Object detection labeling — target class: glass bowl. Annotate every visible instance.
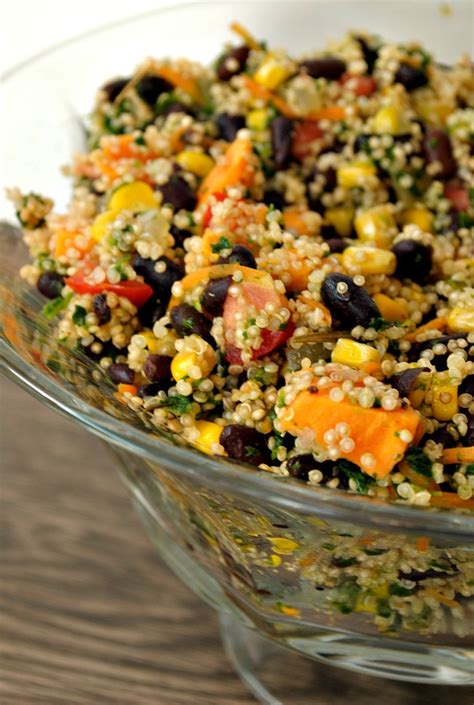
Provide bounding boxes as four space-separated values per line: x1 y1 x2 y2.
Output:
1 2 473 702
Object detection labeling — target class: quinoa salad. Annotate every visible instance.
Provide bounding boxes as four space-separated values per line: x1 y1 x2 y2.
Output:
9 23 474 512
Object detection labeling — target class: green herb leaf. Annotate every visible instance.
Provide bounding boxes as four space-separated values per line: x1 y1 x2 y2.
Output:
72 305 87 326
159 394 193 415
211 236 232 254
337 459 375 494
405 446 432 478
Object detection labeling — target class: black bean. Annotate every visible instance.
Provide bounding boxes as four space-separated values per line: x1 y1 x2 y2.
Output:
218 245 256 269
135 75 172 107
170 224 192 248
412 334 472 372
390 368 429 398
300 57 346 81
219 425 271 466
92 293 111 325
201 276 233 318
101 77 130 102
287 454 318 481
143 354 172 382
356 36 378 74
326 238 348 254
137 298 167 328
423 129 456 180
459 375 474 397
463 415 474 447
394 62 428 91
159 176 197 211
216 113 246 142
169 304 212 341
392 240 433 283
37 271 64 299
271 116 293 170
137 381 169 398
320 273 381 329
401 567 456 582
319 224 338 240
262 189 286 210
108 363 135 385
217 45 250 81
426 425 457 449
131 254 183 298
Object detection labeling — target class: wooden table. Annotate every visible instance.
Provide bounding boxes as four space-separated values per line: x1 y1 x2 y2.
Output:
2 377 473 704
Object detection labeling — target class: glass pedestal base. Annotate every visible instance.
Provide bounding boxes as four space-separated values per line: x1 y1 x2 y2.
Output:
220 614 473 705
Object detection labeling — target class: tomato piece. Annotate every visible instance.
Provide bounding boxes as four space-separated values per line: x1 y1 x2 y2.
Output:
291 121 324 160
66 271 153 307
222 272 294 364
340 73 377 97
444 182 469 212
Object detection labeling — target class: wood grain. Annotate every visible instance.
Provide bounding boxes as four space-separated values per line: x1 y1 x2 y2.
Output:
1 377 473 705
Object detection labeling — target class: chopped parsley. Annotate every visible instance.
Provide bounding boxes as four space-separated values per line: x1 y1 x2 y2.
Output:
405 446 432 477
389 582 415 597
211 236 232 254
466 464 474 476
370 317 400 332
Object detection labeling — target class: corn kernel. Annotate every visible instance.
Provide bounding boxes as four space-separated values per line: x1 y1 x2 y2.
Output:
192 420 226 456
408 370 432 410
254 54 291 89
354 205 397 248
171 344 216 381
141 329 163 354
246 109 270 131
331 338 381 369
337 161 378 189
372 105 403 135
91 209 120 242
108 181 158 211
447 307 474 333
431 372 459 421
175 151 215 177
400 206 433 233
342 246 397 276
373 293 408 321
325 207 355 238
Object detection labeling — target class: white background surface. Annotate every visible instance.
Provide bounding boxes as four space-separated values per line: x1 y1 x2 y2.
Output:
1 0 177 74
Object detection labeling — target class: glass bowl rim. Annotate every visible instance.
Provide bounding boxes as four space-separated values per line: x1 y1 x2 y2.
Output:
1 0 473 540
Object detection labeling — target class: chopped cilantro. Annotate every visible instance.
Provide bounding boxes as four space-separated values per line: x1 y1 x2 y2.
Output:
331 576 361 614
469 186 474 205
363 548 386 556
405 446 432 478
72 305 87 326
321 543 335 551
41 293 73 320
134 134 146 146
278 321 288 331
389 582 415 597
159 394 193 415
458 212 473 228
370 317 400 332
466 464 474 476
376 598 392 618
245 445 260 458
211 236 232 254
337 459 375 494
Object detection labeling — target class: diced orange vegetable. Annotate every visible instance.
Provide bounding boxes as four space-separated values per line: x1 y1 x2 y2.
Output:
198 137 255 205
297 296 332 326
280 386 422 479
415 536 430 552
101 134 156 162
304 106 346 122
54 229 93 259
405 316 447 342
156 65 203 104
282 207 312 236
440 446 474 465
117 383 137 395
242 76 295 118
429 493 474 510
